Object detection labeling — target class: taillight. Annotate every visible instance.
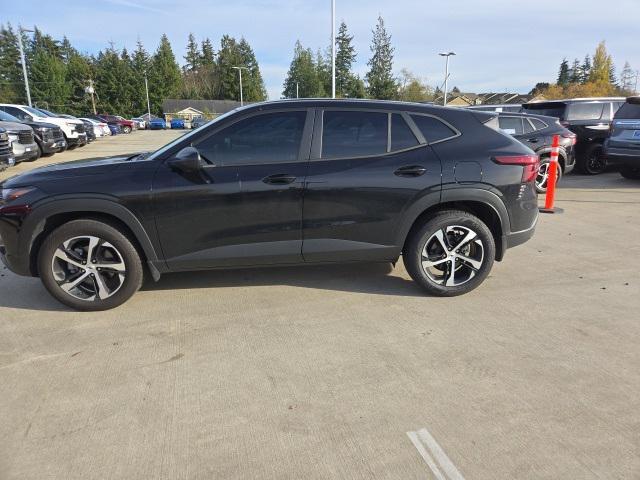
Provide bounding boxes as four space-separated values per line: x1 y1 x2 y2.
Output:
561 132 577 145
493 154 540 183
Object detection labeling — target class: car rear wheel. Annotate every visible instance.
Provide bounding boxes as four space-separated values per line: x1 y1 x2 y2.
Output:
535 157 562 194
579 144 607 174
123 126 132 134
38 219 143 311
403 210 496 297
620 166 640 180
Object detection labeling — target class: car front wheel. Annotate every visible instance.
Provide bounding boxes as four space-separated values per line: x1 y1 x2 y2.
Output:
38 219 143 311
403 210 496 297
123 126 132 134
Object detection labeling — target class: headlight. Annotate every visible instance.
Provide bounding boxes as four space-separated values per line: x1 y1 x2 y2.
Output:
66 122 76 128
1 187 37 202
36 126 52 133
8 134 18 144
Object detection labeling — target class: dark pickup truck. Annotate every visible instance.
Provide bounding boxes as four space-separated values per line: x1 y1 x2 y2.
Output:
0 128 15 170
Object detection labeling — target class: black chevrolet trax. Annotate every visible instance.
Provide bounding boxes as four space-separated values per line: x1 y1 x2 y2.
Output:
0 100 539 310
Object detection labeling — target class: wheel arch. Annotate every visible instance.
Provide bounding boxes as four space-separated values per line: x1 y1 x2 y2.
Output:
24 197 161 277
398 189 509 261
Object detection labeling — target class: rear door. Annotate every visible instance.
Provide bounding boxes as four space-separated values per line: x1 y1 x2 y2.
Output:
302 108 442 263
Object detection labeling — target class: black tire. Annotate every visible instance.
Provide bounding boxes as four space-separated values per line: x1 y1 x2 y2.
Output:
578 144 606 175
403 210 496 297
620 166 640 180
123 126 132 134
37 219 143 311
535 156 563 194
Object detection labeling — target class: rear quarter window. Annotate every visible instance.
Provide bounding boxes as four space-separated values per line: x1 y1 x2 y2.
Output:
529 118 548 131
614 103 640 119
409 114 457 143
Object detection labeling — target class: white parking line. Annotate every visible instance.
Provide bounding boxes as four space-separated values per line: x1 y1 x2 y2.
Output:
407 428 466 480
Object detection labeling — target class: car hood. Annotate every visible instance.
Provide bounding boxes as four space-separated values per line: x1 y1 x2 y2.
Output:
1 153 149 188
0 120 33 133
22 120 59 130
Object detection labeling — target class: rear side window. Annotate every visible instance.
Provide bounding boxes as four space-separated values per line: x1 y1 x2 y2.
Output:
409 114 456 143
391 113 419 151
614 103 640 119
322 110 388 159
566 103 605 121
498 116 524 135
529 118 548 131
523 119 534 134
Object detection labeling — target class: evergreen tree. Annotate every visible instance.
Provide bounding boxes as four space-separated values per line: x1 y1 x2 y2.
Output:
282 40 324 98
184 33 200 72
316 47 331 97
216 35 242 100
238 37 267 101
29 29 69 110
66 51 94 115
365 16 397 99
581 55 592 84
335 21 359 97
0 23 25 103
569 58 582 84
557 58 570 87
149 34 181 114
200 38 215 65
131 40 151 115
95 44 124 114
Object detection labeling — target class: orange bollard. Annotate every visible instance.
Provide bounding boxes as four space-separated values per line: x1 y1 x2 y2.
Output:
539 134 561 214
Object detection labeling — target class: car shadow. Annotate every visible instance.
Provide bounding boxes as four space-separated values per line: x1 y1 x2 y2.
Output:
141 262 427 298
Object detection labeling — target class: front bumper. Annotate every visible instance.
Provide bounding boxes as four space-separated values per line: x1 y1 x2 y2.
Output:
12 141 39 162
39 137 67 154
67 133 87 146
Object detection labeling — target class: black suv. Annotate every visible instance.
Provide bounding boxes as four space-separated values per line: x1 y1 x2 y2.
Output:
0 108 66 157
0 100 539 310
496 112 577 193
604 97 640 180
0 127 14 170
522 98 625 174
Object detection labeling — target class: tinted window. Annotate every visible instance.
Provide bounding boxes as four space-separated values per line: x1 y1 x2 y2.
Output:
566 103 605 121
523 119 534 134
391 113 419 151
322 110 388 158
498 116 524 135
2 106 31 121
0 110 20 122
522 103 566 119
614 102 640 119
195 111 306 166
529 118 548 131
410 114 456 143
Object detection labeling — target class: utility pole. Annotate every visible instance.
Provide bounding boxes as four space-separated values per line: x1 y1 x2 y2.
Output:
439 51 456 106
85 79 97 114
232 66 248 106
144 72 151 120
17 27 34 107
331 0 336 98
296 82 299 99
635 70 639 95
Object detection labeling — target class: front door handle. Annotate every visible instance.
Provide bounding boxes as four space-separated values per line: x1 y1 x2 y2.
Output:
394 165 426 177
263 173 297 185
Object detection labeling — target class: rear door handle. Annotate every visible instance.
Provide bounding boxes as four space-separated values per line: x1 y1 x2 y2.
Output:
262 173 297 185
527 137 539 143
394 165 426 177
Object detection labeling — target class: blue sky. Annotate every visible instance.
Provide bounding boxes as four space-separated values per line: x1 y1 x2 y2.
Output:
2 0 639 100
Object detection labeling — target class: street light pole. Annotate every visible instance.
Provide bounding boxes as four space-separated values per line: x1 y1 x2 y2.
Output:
232 66 248 106
331 0 336 98
17 27 34 107
296 82 299 99
439 51 456 106
144 72 151 120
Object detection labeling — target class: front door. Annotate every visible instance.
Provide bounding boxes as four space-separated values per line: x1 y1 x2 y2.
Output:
153 109 312 270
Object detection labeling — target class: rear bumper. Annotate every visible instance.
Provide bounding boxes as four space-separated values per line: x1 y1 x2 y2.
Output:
500 215 537 259
604 146 640 167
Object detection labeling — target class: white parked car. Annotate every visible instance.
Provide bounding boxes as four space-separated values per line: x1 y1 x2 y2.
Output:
131 117 146 129
79 118 110 137
0 104 87 149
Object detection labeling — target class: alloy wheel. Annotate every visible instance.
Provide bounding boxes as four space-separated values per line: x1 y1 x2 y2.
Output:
420 225 484 287
586 147 606 174
51 235 126 301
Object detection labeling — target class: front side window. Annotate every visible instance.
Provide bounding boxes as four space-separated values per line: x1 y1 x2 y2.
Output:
410 114 457 143
498 116 524 135
195 111 306 166
322 110 388 159
566 103 605 121
3 106 31 121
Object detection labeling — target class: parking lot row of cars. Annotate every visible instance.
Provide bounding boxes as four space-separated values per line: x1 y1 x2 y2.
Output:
468 96 640 181
0 104 156 171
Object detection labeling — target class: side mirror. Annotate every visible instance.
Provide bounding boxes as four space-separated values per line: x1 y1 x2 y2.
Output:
168 146 203 173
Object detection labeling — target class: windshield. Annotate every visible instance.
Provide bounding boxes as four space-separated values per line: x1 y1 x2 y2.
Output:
146 108 242 161
23 106 49 117
0 110 21 122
